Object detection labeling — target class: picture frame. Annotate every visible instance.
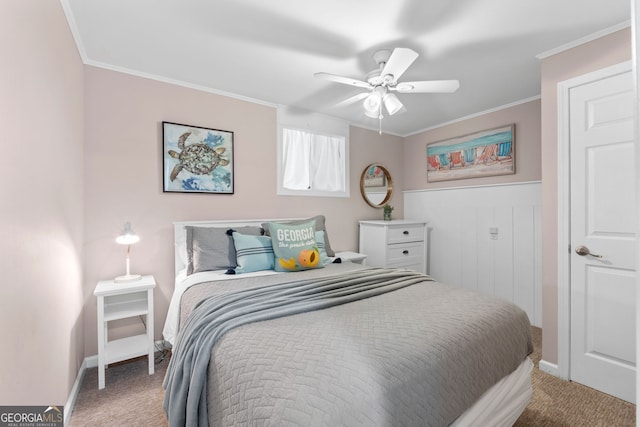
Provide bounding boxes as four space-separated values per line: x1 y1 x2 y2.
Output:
363 164 387 188
162 121 234 194
426 124 515 182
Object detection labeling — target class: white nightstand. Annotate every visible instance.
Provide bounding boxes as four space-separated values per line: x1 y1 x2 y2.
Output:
94 275 156 389
335 251 367 264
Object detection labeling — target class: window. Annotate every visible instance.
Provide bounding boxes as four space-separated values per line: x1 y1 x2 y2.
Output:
277 108 349 197
281 128 346 192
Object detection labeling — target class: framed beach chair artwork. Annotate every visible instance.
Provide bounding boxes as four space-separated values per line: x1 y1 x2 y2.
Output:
426 124 515 182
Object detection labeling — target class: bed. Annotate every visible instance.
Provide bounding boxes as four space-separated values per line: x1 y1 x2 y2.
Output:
162 218 533 427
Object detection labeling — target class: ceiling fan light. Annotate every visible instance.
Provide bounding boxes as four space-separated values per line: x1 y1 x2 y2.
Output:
363 92 381 113
364 109 380 119
383 93 403 116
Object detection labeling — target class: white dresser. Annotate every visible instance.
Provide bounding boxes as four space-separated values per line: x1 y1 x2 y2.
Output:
358 220 428 274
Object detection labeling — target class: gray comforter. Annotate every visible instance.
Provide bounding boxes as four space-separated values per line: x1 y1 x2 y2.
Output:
165 263 532 427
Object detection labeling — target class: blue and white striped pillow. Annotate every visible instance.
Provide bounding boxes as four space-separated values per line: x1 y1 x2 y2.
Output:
230 232 275 274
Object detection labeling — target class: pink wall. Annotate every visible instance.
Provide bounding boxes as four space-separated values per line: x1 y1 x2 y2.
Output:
403 99 541 190
540 28 631 364
0 2 84 406
5 2 629 407
82 66 405 356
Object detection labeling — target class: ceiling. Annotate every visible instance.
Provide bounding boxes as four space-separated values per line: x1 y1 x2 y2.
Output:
63 0 630 136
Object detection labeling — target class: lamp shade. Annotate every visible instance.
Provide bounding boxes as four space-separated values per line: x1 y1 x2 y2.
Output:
363 92 381 114
114 222 141 283
364 108 380 119
383 93 403 116
116 222 140 245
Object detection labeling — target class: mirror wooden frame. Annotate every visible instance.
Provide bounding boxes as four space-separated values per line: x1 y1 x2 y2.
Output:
360 163 393 208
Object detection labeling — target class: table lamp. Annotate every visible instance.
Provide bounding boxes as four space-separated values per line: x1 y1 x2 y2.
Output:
114 222 141 283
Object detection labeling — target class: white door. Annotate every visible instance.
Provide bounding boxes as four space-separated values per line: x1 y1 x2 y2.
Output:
569 66 636 403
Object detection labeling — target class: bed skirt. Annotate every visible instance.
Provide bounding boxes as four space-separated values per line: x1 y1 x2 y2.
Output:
451 357 533 427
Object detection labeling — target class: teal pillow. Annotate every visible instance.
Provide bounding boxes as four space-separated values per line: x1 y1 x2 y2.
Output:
231 232 275 274
267 221 324 272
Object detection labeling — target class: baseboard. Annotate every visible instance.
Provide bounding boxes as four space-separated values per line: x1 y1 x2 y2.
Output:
85 354 98 369
64 358 87 426
65 339 169 422
84 339 169 369
539 359 560 376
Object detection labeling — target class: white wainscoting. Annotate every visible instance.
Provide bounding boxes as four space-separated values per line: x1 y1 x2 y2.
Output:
404 181 542 327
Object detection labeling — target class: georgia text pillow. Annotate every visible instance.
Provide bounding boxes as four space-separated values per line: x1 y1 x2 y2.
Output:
267 221 323 272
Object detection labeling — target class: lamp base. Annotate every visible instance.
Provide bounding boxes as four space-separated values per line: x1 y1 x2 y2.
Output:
114 274 141 283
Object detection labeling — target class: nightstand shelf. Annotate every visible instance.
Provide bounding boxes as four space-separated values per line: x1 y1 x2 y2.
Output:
104 334 149 364
94 275 156 389
103 293 149 321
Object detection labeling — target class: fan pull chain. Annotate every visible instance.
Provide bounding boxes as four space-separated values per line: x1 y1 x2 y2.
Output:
378 104 383 135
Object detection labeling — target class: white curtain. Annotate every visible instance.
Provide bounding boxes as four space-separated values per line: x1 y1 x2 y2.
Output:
282 128 312 190
282 128 345 192
310 134 344 191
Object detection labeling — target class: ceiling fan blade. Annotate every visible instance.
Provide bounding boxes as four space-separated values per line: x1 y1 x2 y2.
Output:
334 92 370 108
381 48 419 81
394 80 460 93
314 72 371 89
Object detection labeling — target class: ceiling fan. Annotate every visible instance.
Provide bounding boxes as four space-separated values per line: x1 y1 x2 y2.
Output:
314 48 460 132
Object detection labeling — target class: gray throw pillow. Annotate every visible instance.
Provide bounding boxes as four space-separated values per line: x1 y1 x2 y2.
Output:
186 226 263 275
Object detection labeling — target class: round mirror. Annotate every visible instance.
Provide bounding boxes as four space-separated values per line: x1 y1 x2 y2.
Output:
360 164 393 208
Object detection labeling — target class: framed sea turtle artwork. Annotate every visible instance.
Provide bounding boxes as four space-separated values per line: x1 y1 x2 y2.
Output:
162 122 234 194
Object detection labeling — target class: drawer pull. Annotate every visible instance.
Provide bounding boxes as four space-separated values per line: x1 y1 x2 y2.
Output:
402 250 409 255
403 230 409 235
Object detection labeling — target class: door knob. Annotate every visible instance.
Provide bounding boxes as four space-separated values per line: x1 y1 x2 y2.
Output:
575 245 603 258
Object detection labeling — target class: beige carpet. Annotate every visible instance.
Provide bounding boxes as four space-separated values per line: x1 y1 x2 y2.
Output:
514 327 635 427
68 354 169 427
69 327 635 426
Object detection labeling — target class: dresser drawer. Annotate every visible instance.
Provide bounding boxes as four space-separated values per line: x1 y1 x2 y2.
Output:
387 260 424 272
387 225 425 244
387 242 424 264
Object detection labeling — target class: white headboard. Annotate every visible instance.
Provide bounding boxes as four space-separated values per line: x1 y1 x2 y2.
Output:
173 218 304 275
